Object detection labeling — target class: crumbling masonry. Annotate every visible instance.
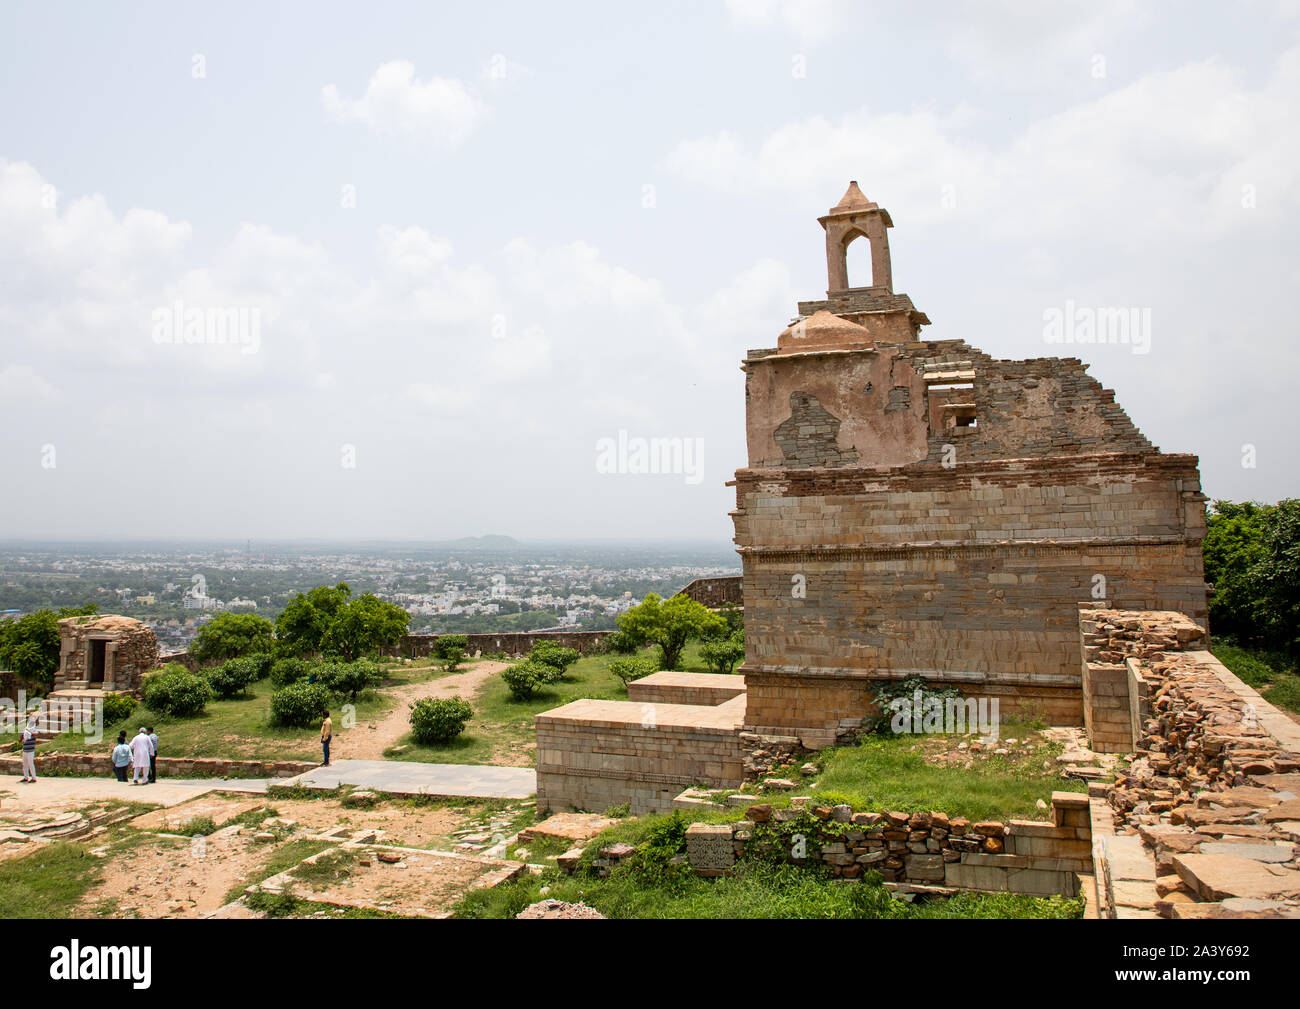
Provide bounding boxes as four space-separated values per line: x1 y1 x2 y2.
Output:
536 184 1208 815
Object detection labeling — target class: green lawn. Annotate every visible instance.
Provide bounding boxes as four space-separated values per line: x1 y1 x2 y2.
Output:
0 842 104 917
384 644 711 766
1211 640 1300 715
797 725 1085 821
38 659 462 763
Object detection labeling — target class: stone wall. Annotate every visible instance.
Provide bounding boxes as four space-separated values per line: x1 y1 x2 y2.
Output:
684 791 1092 896
675 575 743 609
736 453 1206 738
56 615 159 693
398 630 611 659
536 693 748 815
0 753 314 779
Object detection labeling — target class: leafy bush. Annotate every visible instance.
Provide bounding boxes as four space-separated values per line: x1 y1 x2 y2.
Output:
869 674 963 734
409 696 474 745
699 630 745 675
609 657 658 686
604 628 640 654
205 657 262 699
501 662 549 700
433 634 469 660
316 659 383 701
270 656 311 688
529 641 579 676
245 652 275 680
142 666 213 718
440 646 466 672
269 681 333 728
617 593 727 670
101 692 136 725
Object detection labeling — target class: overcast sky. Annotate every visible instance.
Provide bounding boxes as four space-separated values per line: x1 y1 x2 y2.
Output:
1 1 1296 543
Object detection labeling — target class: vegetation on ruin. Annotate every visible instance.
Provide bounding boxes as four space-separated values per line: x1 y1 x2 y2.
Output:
798 725 1084 821
453 811 1084 920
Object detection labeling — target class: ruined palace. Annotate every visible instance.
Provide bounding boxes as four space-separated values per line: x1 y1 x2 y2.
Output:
535 184 1208 814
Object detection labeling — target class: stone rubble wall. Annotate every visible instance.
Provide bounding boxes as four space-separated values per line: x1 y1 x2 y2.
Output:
682 792 1092 897
1092 608 1300 918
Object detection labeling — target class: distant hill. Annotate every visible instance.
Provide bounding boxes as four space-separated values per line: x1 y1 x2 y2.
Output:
438 535 520 550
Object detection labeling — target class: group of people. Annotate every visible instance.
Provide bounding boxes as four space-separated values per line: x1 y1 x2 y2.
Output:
110 727 157 784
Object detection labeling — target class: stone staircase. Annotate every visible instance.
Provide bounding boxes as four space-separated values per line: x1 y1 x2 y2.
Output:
27 689 109 741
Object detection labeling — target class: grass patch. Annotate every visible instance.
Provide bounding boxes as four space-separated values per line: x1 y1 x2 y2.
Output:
0 842 103 918
1212 639 1300 715
224 838 331 904
804 728 1083 821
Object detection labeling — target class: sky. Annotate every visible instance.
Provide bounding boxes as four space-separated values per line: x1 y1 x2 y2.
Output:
0 1 1296 543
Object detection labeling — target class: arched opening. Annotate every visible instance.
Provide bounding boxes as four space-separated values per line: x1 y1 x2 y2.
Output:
843 231 874 289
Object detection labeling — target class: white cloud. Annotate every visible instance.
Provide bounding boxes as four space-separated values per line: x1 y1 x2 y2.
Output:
321 61 485 145
0 364 61 408
724 0 841 46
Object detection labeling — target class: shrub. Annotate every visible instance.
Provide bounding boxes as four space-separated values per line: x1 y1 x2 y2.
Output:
270 657 310 688
189 612 275 663
699 630 745 675
317 659 383 701
609 657 658 686
440 646 466 672
529 642 579 676
101 692 136 725
501 662 548 700
409 696 474 745
433 634 469 660
245 652 275 680
604 629 639 654
205 657 261 699
142 667 213 718
870 674 963 734
269 681 333 728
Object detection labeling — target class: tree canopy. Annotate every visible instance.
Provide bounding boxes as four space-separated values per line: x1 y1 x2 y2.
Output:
189 611 275 663
617 592 727 670
1203 499 1300 656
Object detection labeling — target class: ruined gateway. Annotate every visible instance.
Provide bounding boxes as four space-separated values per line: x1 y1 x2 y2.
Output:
535 184 1208 815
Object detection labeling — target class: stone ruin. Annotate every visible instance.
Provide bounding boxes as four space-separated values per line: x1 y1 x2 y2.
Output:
54 614 158 694
535 183 1209 817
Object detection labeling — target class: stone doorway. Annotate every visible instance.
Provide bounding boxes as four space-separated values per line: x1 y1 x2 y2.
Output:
89 639 107 684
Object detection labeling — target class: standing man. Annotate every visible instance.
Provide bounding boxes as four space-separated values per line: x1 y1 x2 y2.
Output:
146 726 158 783
19 716 38 783
320 709 332 767
111 732 131 782
129 727 151 785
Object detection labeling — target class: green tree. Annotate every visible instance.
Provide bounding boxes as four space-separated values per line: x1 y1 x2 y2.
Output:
617 593 726 671
0 604 98 688
190 612 275 664
1203 501 1268 641
274 583 352 656
320 594 410 662
1255 499 1300 655
699 630 745 675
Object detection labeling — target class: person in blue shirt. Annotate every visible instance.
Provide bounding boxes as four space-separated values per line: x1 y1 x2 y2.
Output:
111 731 131 782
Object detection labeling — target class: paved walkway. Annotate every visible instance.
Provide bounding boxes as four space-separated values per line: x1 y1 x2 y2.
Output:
2 759 535 809
278 759 536 799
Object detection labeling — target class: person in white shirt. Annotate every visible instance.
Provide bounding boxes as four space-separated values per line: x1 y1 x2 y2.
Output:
129 728 151 785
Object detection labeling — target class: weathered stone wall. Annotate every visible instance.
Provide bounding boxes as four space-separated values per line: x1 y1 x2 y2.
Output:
675 575 743 609
536 694 748 815
736 455 1206 737
626 671 745 707
684 792 1092 896
56 615 159 693
0 753 313 779
398 629 611 659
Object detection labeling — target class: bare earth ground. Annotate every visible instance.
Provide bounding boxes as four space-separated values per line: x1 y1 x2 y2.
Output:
340 661 509 760
63 791 520 918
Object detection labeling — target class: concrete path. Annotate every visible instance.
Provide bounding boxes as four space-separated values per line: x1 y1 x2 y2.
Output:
278 759 536 799
0 775 270 810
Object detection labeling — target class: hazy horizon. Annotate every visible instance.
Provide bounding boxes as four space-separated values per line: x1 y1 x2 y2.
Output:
2 1 1296 541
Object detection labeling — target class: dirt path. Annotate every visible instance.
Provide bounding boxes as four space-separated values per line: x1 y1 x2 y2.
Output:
339 661 508 760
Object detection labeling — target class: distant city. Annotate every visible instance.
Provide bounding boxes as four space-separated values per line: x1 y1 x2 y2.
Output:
0 539 741 653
